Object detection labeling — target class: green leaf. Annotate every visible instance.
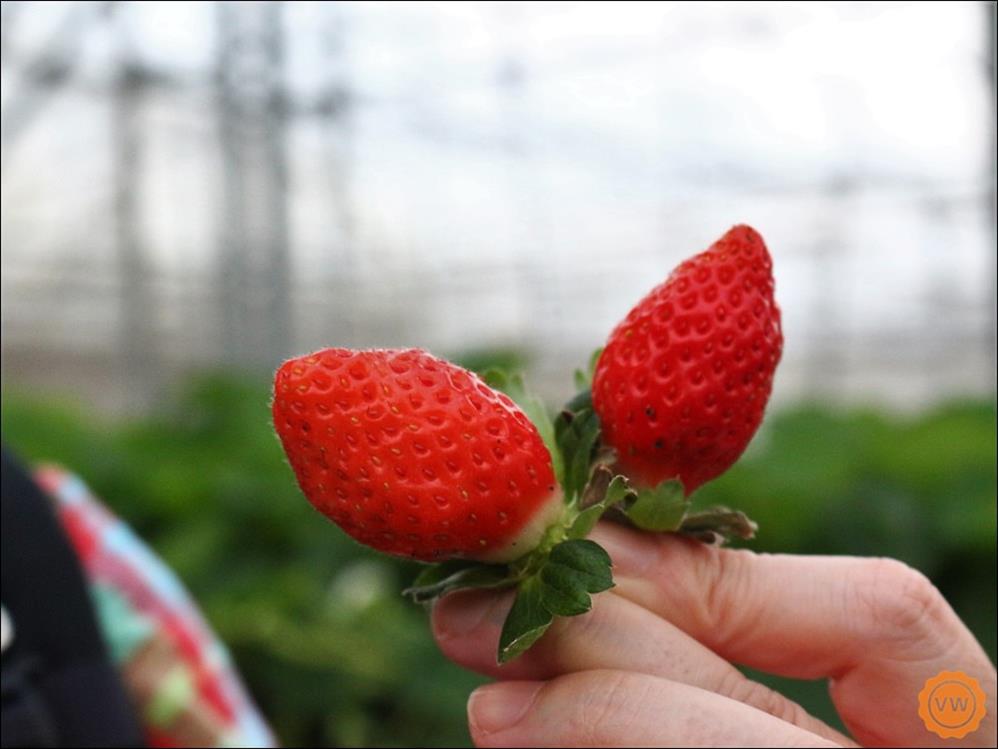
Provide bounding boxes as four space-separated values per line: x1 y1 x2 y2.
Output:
497 540 615 661
563 386 593 414
498 576 553 663
625 479 689 531
587 347 604 380
568 472 633 539
571 348 603 391
484 369 564 489
546 539 614 594
538 564 592 616
409 547 630 655
403 560 513 604
554 407 601 503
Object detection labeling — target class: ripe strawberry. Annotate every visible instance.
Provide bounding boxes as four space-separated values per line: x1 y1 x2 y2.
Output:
272 348 563 562
592 224 782 494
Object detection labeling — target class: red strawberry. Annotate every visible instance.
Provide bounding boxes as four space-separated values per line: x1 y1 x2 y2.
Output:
272 348 563 562
592 224 782 494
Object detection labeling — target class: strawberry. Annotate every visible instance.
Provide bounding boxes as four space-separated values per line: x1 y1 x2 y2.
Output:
591 224 782 495
274 348 625 663
273 224 779 663
272 348 564 562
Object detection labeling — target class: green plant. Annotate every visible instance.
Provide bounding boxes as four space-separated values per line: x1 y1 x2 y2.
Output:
2 379 994 746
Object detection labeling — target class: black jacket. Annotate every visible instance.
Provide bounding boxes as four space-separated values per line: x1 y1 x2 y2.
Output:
1 447 144 747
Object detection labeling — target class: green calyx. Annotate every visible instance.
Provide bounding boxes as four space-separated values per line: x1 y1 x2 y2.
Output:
496 539 613 662
403 355 757 664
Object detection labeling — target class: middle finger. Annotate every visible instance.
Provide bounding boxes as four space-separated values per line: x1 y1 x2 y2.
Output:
433 588 853 746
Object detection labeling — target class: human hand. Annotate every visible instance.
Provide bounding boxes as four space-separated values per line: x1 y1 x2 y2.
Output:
432 522 997 747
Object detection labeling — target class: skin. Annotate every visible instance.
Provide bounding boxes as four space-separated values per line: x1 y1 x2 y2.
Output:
432 522 998 748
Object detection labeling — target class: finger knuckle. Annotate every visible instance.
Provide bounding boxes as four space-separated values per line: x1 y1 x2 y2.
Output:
700 547 753 647
853 557 946 641
728 676 809 728
566 671 649 747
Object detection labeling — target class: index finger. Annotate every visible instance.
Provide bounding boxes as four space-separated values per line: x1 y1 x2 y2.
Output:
590 522 997 748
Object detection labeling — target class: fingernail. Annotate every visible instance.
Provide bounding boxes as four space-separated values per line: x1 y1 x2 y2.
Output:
468 682 542 736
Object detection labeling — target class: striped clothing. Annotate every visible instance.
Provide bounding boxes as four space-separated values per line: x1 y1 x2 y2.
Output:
34 466 275 748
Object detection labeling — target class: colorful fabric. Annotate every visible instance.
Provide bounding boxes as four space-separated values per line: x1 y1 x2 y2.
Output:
34 465 276 748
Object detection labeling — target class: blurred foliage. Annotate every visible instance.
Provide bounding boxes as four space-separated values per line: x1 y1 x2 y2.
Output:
451 347 530 377
1 376 995 746
1 375 484 747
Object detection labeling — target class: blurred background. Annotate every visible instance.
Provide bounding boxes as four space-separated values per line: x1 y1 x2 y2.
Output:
1 1 995 746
